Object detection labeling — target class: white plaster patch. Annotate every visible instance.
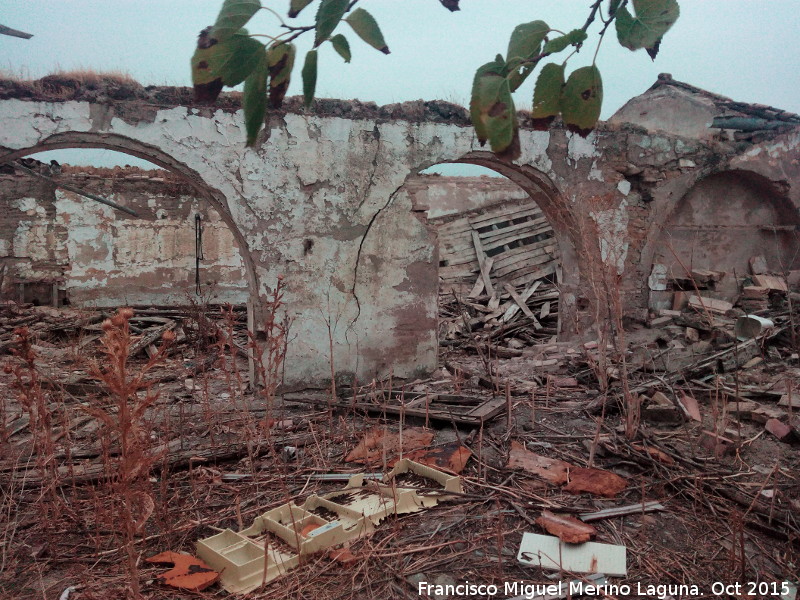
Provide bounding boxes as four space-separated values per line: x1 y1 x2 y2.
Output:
617 179 631 196
648 264 668 291
14 197 39 213
518 130 553 174
590 198 629 274
567 131 599 164
588 160 604 181
0 100 92 148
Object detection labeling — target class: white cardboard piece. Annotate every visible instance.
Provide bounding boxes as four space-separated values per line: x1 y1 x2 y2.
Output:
517 532 627 577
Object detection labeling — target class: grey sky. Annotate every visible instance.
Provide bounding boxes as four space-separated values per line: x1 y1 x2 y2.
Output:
2 0 800 170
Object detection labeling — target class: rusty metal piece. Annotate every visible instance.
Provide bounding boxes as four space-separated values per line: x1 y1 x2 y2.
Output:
146 551 219 591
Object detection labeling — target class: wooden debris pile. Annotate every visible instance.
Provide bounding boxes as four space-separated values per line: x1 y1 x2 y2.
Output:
430 195 561 352
440 278 559 354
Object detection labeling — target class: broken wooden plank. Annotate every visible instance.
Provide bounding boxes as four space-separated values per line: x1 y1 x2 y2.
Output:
503 283 542 330
471 231 494 297
502 280 541 322
688 295 733 315
467 275 485 299
580 501 666 522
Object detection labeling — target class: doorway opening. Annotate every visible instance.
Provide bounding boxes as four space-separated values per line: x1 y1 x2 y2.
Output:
409 163 562 358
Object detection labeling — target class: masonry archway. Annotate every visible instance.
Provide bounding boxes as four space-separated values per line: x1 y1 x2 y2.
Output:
417 152 582 339
387 153 580 351
649 169 800 306
410 165 562 345
0 133 260 309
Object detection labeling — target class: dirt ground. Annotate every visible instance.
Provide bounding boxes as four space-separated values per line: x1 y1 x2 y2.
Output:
1 302 799 600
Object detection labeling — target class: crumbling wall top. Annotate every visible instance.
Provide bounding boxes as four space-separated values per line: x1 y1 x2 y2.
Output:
0 73 471 125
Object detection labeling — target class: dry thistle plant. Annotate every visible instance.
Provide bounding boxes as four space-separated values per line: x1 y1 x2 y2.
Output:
250 276 291 435
575 194 640 438
5 327 63 520
83 307 174 599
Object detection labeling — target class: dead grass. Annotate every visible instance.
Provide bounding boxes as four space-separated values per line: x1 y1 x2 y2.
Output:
0 68 143 103
0 68 138 86
1 298 800 599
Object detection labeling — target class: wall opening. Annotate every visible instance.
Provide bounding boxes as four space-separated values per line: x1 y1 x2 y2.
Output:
409 163 562 353
0 147 249 308
650 169 800 308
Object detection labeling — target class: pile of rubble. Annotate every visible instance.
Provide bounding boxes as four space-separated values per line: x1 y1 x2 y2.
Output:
626 254 800 447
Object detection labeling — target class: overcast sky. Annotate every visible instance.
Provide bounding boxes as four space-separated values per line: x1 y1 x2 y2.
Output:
2 0 799 169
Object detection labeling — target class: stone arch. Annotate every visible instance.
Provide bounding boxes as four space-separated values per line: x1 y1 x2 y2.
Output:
0 132 261 305
649 168 800 304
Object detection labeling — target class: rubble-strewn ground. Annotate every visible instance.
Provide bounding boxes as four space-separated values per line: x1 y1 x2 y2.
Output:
1 300 799 600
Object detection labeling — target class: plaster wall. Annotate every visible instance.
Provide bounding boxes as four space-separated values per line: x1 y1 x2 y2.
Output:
0 173 247 305
610 85 721 141
1 84 798 387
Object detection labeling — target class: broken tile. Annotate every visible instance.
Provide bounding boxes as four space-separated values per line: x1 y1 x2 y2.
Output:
146 551 219 592
677 392 702 421
506 441 571 485
750 405 788 424
345 427 434 465
402 442 472 474
535 510 597 543
699 430 738 456
765 419 794 442
778 394 800 409
517 532 627 576
691 269 724 285
563 467 627 498
742 285 769 298
725 400 759 419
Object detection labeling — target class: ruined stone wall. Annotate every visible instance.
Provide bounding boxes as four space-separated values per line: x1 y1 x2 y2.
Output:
2 79 799 386
0 171 247 306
